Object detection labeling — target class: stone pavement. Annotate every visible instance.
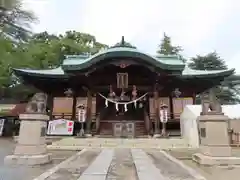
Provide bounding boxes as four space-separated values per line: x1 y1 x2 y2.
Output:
34 148 206 180
0 138 75 180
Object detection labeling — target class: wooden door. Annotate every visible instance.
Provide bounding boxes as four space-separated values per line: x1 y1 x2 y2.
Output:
125 122 135 138
113 122 135 138
113 123 122 137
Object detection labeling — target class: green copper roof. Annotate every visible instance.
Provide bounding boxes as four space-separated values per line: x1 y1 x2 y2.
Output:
13 67 68 78
12 65 235 79
182 66 235 78
11 40 235 79
61 46 185 71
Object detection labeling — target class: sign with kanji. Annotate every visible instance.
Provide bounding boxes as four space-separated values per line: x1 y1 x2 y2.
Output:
47 119 74 135
117 73 128 88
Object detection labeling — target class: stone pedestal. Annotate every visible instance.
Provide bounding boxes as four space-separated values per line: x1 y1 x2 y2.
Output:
85 133 92 137
5 114 52 165
192 114 240 165
153 133 161 138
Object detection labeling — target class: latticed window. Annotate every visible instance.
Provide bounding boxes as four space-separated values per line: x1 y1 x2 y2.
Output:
117 73 128 88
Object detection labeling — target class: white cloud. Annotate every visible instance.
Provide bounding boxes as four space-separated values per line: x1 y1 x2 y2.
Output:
22 0 240 73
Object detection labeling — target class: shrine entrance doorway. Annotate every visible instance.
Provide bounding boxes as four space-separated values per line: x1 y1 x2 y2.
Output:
113 122 135 138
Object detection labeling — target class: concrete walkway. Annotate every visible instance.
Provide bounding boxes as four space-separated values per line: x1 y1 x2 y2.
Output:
34 148 206 180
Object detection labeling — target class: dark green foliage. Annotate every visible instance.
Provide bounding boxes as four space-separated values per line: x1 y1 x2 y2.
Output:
189 52 240 104
157 33 183 56
0 0 36 41
0 30 108 100
188 52 227 70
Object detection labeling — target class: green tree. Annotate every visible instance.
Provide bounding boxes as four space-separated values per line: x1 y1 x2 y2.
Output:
0 31 109 100
157 32 183 56
60 31 108 55
189 52 240 104
0 0 36 41
21 31 109 69
188 52 227 70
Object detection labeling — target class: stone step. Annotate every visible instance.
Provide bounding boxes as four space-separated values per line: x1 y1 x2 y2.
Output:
49 138 190 150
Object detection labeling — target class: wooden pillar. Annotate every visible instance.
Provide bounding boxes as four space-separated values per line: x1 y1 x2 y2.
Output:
86 90 92 134
71 93 77 120
192 92 196 104
47 93 53 120
153 84 160 136
169 95 174 120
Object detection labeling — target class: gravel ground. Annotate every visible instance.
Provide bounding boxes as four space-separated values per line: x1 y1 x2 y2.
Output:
0 138 76 180
167 147 240 180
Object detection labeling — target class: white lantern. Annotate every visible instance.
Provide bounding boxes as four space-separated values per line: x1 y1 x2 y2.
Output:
159 104 168 123
78 104 86 122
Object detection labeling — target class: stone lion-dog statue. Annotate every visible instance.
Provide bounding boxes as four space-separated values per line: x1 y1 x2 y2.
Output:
200 88 222 115
25 93 48 114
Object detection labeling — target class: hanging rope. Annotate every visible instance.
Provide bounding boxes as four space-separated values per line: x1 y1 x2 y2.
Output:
98 93 148 106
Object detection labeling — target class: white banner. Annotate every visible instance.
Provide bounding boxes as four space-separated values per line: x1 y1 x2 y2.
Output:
47 119 74 135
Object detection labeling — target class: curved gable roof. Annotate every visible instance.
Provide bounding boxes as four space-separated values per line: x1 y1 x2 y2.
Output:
11 44 235 80
61 47 186 71
12 65 235 79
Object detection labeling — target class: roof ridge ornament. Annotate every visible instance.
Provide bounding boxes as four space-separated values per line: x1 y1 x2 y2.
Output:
121 36 125 46
111 36 136 49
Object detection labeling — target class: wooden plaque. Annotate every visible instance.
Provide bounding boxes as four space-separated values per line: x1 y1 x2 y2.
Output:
53 97 73 114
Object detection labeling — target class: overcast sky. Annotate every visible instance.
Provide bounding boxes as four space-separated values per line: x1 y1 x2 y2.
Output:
23 0 240 73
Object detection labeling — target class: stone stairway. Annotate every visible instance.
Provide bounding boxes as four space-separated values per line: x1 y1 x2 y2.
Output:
48 137 191 150
135 121 147 137
99 122 113 136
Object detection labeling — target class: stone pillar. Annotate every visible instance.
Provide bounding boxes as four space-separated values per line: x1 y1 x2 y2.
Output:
192 89 240 165
5 114 51 165
85 90 92 136
153 84 160 138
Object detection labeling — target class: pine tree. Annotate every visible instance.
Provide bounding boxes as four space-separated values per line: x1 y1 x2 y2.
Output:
189 52 240 104
188 52 227 70
157 33 183 56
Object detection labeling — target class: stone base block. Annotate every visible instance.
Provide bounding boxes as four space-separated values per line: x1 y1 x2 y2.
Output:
85 134 92 137
200 145 232 157
153 134 161 138
4 153 52 166
192 153 240 166
14 144 47 155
